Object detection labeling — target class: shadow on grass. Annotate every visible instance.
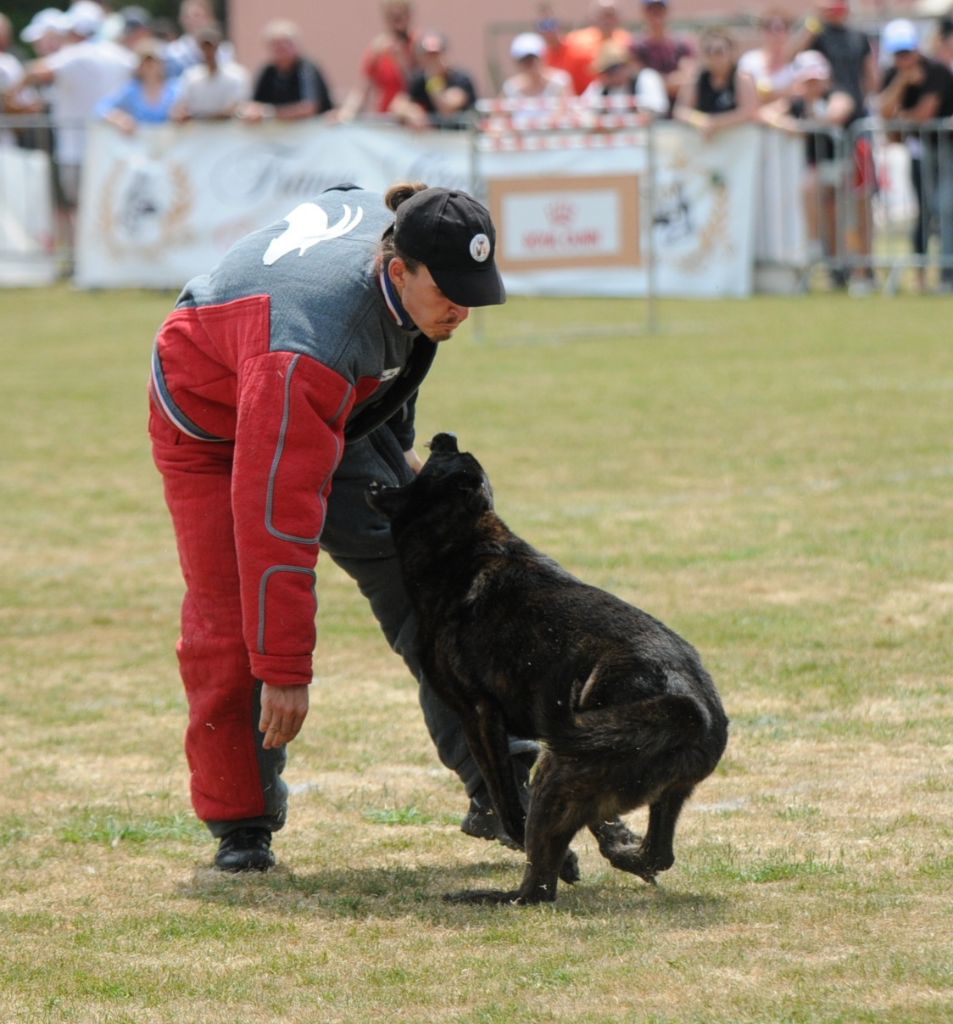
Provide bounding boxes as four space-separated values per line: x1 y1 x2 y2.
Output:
176 859 726 928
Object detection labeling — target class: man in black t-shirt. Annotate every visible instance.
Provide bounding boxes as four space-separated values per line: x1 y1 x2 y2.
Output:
879 18 953 290
798 2 875 121
396 31 477 129
241 19 334 122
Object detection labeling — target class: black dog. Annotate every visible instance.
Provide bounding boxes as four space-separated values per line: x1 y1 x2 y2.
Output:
367 434 729 904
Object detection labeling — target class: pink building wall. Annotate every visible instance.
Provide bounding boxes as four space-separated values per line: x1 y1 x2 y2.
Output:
228 1 921 101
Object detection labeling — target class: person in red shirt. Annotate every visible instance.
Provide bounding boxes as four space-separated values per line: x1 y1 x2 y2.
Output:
337 0 418 121
537 9 574 83
562 0 633 95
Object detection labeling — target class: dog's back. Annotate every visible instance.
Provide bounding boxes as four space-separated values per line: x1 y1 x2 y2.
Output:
451 527 727 769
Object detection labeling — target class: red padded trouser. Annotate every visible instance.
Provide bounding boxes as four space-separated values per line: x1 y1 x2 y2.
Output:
149 401 284 829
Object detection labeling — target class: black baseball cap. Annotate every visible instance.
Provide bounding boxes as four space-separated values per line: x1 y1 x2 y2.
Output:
393 188 505 307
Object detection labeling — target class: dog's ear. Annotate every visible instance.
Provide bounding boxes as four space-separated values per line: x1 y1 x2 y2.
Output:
428 432 459 455
365 481 408 517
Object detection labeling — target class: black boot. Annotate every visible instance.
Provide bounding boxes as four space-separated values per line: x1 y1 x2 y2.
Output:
213 827 275 872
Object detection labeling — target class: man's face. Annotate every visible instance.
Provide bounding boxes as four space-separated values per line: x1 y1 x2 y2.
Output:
893 49 918 72
180 0 211 34
419 46 444 74
389 260 470 342
594 2 620 32
384 2 411 36
702 36 733 71
35 29 63 56
200 39 218 68
269 36 297 70
644 2 667 25
820 2 849 26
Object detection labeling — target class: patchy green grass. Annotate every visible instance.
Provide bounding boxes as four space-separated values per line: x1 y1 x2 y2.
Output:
1 286 951 1023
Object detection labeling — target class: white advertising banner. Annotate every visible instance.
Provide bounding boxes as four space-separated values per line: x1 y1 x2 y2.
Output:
75 121 472 289
75 120 762 296
480 124 761 298
0 146 58 287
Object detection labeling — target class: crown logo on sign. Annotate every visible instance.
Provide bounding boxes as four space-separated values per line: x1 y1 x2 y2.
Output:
547 202 574 226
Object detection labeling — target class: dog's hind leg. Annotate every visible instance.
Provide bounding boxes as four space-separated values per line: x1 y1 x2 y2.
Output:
597 786 693 884
591 817 642 866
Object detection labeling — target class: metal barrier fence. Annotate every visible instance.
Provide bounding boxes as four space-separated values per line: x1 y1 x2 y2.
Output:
757 115 953 295
848 117 953 294
0 115 69 283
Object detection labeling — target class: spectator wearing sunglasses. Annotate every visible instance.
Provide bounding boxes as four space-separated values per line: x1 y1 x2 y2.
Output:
738 8 798 104
673 28 756 139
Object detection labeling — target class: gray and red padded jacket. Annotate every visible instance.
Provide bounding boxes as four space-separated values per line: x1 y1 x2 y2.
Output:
150 186 435 687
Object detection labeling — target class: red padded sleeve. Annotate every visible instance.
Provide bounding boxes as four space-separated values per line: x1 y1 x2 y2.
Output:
232 351 356 685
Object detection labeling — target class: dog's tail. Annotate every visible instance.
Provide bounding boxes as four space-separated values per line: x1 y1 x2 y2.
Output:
545 693 708 761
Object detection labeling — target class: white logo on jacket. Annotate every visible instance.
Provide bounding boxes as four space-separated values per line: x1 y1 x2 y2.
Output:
262 203 365 266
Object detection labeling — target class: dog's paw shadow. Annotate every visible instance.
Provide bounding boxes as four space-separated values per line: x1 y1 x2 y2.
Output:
566 878 726 925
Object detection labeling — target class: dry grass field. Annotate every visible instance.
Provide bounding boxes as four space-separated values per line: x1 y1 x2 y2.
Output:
1 287 951 1023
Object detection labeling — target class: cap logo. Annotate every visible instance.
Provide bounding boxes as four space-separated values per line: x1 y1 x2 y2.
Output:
470 233 491 263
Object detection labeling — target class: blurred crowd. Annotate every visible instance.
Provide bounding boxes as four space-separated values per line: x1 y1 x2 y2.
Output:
2 0 953 289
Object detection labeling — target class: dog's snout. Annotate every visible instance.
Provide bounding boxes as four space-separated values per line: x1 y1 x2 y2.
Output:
428 432 460 454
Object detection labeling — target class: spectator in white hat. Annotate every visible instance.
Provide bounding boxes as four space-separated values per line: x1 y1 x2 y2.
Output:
759 50 857 277
3 9 69 131
19 7 69 56
501 32 571 101
878 18 953 291
789 2 878 293
65 1 107 41
20 1 135 210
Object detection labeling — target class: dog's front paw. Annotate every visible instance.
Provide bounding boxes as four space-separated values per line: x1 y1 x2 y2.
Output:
559 847 580 885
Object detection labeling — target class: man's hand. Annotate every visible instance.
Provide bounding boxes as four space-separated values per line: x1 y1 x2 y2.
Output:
259 682 309 749
404 448 424 474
